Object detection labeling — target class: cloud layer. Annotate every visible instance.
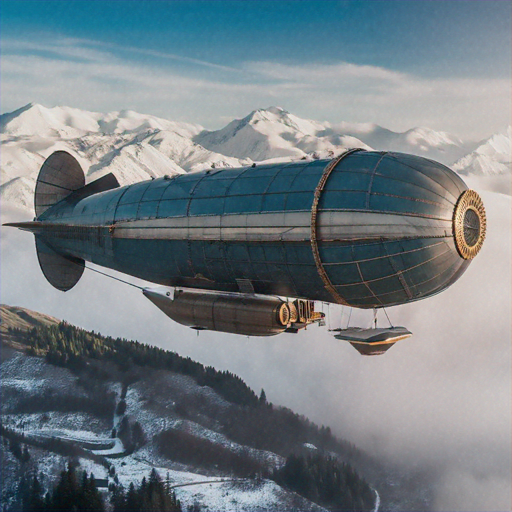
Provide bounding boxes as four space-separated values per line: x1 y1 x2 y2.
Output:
1 37 510 140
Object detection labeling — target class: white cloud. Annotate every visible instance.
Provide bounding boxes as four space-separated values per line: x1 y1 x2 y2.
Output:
1 37 510 140
245 61 511 140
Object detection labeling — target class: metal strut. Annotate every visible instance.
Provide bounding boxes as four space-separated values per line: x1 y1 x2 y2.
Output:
310 148 363 305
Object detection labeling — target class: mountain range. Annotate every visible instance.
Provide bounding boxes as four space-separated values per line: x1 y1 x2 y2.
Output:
1 103 510 214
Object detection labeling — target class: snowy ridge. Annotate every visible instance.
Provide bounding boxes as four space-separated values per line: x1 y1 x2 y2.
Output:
0 103 202 139
194 106 371 161
1 103 509 213
453 126 511 176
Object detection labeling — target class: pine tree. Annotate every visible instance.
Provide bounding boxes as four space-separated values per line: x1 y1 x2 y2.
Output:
26 474 45 512
21 444 31 463
125 482 138 512
85 472 104 512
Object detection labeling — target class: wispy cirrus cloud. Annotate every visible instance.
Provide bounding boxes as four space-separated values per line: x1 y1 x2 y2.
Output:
1 36 510 139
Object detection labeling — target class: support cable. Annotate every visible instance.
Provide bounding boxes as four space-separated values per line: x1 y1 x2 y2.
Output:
346 308 352 328
382 307 393 328
83 264 144 290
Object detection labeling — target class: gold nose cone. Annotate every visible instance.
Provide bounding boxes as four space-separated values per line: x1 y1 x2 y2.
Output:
453 190 487 260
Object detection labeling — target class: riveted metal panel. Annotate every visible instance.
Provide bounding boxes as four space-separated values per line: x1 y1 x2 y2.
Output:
326 171 372 192
370 174 456 208
285 192 313 211
114 202 140 222
118 181 151 205
228 176 274 195
320 191 367 210
137 200 160 219
141 179 172 202
261 193 287 212
161 179 196 199
224 195 262 214
336 151 382 173
193 178 232 198
157 199 188 218
368 194 450 218
373 156 461 203
189 197 224 216
33 150 481 309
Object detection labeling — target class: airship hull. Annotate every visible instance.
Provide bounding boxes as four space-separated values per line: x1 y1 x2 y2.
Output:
28 149 485 309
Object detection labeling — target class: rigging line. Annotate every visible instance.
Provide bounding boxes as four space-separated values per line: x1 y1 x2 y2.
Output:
346 307 352 328
84 264 144 290
382 306 393 328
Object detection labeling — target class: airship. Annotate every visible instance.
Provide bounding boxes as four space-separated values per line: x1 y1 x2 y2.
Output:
5 148 486 354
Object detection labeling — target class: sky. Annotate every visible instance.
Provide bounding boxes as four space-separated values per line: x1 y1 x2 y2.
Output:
1 0 511 139
1 2 511 510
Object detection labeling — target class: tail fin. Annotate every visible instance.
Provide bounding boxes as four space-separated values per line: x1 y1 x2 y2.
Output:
5 150 120 291
35 151 85 218
35 236 84 291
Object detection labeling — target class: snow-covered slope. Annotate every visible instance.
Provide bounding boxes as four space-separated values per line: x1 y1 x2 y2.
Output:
325 122 471 164
1 103 508 214
86 141 187 186
453 126 511 176
0 103 202 140
195 106 475 164
147 129 249 172
194 106 371 161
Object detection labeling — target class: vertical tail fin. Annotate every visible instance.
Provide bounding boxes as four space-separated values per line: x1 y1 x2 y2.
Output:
35 236 84 291
35 151 85 218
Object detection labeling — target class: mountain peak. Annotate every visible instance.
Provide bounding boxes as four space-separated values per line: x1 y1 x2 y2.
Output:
452 126 511 176
263 106 288 115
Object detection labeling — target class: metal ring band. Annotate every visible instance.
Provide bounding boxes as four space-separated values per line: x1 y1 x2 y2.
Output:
310 149 364 304
453 189 486 260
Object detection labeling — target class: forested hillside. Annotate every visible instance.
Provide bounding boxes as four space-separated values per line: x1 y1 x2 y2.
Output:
2 305 378 512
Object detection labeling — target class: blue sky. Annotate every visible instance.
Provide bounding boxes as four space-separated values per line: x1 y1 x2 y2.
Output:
1 0 511 138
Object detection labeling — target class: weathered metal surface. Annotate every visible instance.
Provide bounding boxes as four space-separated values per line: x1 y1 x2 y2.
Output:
310 148 363 305
28 150 483 308
143 286 323 336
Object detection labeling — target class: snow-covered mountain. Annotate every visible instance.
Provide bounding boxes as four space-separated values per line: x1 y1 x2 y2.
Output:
0 103 202 139
1 103 509 214
453 126 512 176
331 123 471 164
194 106 371 161
195 107 473 165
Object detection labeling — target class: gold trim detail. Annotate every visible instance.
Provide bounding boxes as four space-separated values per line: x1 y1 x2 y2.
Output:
310 149 363 305
348 334 412 345
453 189 486 260
277 302 291 326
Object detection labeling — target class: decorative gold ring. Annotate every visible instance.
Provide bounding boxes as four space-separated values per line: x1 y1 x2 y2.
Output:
453 190 486 260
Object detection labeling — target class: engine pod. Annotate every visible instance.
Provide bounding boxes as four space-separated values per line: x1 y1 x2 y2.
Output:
143 287 289 336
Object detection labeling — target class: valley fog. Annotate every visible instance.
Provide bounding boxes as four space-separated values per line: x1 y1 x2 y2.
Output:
2 185 510 511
